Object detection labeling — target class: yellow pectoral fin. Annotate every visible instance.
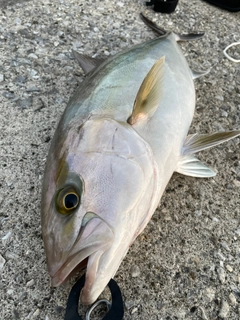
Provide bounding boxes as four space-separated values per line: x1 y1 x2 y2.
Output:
128 56 165 125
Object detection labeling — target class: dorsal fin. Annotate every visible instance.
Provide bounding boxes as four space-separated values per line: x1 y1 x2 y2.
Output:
128 56 165 125
72 50 105 74
182 131 240 155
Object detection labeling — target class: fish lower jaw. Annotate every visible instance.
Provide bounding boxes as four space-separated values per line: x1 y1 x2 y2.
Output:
79 250 105 305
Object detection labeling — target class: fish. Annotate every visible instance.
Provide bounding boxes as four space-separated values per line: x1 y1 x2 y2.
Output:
41 14 240 305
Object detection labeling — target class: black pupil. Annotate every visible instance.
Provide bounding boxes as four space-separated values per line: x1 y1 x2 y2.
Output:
64 193 78 209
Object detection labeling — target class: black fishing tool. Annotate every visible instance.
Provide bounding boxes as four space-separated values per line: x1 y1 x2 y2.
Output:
64 274 124 320
146 0 179 13
202 0 240 12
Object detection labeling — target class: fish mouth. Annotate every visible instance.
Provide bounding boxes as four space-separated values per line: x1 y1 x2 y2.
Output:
50 245 103 287
50 214 114 303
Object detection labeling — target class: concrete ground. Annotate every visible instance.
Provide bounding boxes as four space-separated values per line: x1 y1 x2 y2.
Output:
0 0 240 319
0 0 31 7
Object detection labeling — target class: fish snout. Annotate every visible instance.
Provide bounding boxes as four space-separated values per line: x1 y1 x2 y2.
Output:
49 213 114 288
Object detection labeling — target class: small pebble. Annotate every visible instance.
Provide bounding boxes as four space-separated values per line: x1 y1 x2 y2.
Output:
28 53 38 59
2 231 12 246
217 267 226 284
226 265 233 272
216 95 224 101
15 17 21 25
195 210 202 217
235 229 240 237
204 287 215 302
32 309 40 318
5 251 19 260
178 309 187 318
0 255 6 272
18 291 27 302
217 251 226 261
229 292 237 306
233 180 240 187
16 97 33 109
7 289 14 295
117 1 124 7
221 110 228 117
14 75 27 84
125 300 134 310
26 86 40 92
28 69 38 77
26 279 35 287
55 306 64 315
220 241 231 251
131 307 138 314
2 92 15 99
130 265 140 277
219 300 230 318
0 73 4 82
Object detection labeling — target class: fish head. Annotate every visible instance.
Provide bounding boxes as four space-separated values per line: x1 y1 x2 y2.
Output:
41 117 158 304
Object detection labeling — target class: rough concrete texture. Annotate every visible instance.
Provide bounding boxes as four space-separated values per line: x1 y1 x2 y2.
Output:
0 0 31 7
0 0 240 319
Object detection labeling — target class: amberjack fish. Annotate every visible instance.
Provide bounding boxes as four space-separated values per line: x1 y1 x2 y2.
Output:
41 15 240 304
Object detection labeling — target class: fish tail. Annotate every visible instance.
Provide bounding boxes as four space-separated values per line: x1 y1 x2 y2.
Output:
191 68 210 79
140 13 204 41
140 13 166 36
174 33 204 42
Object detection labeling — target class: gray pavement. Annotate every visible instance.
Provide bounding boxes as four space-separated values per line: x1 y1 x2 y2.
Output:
0 0 240 319
0 0 31 8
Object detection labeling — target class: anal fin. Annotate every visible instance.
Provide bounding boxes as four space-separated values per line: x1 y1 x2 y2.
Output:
176 155 216 178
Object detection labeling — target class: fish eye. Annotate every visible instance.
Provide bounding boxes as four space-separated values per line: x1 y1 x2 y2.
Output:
56 186 80 214
63 193 79 210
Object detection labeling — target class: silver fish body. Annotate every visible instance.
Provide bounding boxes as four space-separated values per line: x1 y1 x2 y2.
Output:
41 24 240 304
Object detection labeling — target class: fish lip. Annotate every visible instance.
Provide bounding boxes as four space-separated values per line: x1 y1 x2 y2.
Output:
50 245 103 287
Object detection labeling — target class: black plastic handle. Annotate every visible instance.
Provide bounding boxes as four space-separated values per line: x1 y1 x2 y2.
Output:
146 0 179 13
64 274 124 320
